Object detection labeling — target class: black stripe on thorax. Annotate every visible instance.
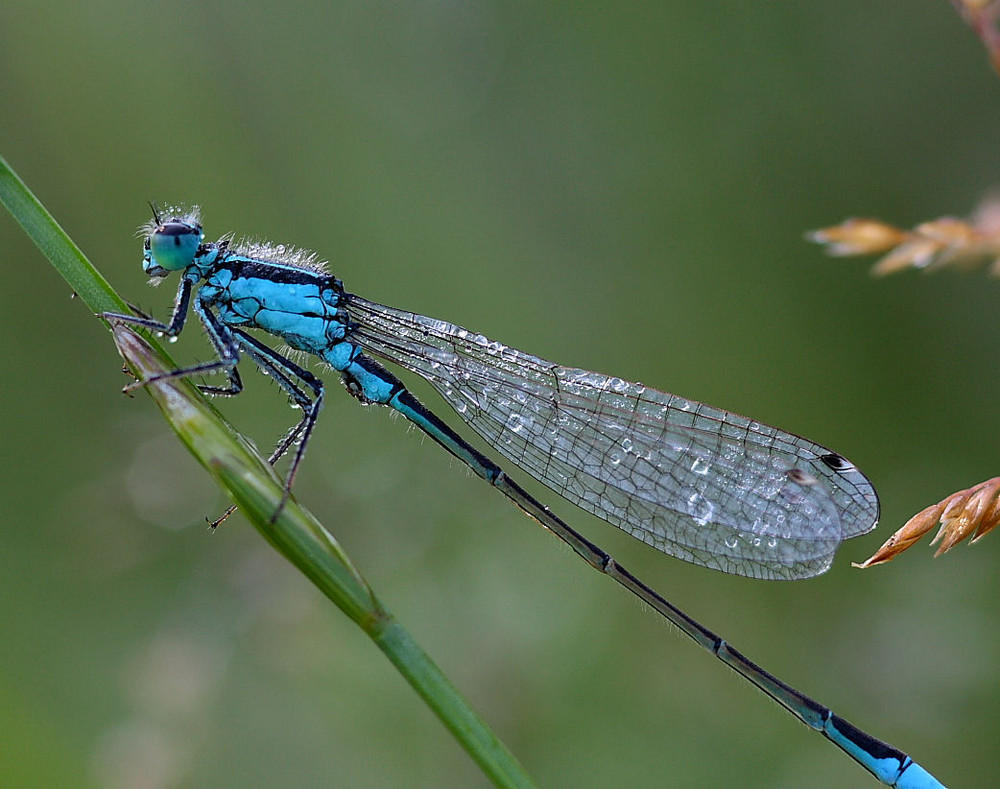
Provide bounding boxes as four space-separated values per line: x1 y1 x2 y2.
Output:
222 256 330 287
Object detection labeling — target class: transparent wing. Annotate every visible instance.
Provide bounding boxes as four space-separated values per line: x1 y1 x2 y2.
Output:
347 295 879 580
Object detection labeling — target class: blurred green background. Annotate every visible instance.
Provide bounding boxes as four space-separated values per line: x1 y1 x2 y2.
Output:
1 2 996 787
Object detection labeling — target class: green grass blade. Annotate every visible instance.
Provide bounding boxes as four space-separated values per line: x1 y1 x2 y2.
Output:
1 152 538 789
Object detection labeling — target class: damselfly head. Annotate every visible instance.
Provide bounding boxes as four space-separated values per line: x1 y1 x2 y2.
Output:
140 204 204 279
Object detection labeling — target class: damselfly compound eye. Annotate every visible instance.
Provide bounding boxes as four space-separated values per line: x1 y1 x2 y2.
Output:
145 219 204 274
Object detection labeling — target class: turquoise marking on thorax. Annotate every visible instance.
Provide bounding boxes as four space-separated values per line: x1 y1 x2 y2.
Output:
224 273 331 315
199 252 352 359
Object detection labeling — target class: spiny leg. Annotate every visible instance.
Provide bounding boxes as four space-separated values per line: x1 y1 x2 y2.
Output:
208 328 325 527
101 281 243 396
100 277 193 336
232 329 324 487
